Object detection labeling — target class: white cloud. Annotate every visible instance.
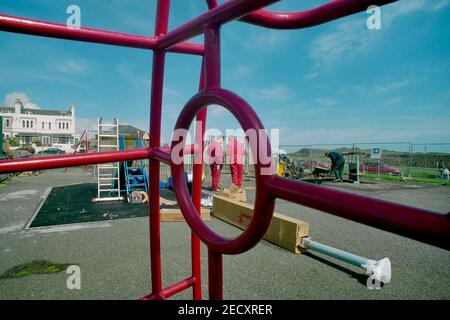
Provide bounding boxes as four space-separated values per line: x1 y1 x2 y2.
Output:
371 77 415 94
163 87 183 99
248 85 294 102
306 72 320 80
430 0 450 11
208 105 227 118
280 117 450 145
309 19 379 65
4 92 40 109
253 30 287 48
116 62 150 88
315 98 338 107
76 118 98 134
309 0 450 65
54 58 89 75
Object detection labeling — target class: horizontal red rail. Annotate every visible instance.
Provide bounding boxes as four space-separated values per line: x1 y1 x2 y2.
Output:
241 0 398 29
139 276 197 300
266 175 450 250
0 144 204 173
0 149 151 174
163 276 197 298
0 14 204 55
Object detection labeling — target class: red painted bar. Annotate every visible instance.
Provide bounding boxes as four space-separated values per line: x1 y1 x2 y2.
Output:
204 27 221 88
190 63 208 300
157 0 279 50
0 149 150 174
163 276 197 299
208 248 223 300
0 14 204 55
241 0 398 29
147 0 171 299
206 0 219 10
265 176 450 250
152 147 172 165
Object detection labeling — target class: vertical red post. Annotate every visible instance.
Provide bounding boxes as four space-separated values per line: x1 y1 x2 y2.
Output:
191 1 219 300
149 0 170 299
191 64 206 300
204 25 224 299
208 248 223 300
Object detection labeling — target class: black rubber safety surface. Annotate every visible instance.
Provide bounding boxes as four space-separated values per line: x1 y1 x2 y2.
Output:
29 183 178 228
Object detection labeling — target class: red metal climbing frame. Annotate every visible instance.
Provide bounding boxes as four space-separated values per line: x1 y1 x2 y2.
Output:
0 0 449 300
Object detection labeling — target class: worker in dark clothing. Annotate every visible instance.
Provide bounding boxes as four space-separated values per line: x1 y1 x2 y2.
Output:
325 151 345 182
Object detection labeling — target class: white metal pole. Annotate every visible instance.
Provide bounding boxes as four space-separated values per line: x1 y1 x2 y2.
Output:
301 237 391 284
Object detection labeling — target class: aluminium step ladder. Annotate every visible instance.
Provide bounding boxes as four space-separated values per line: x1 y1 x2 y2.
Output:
92 117 124 202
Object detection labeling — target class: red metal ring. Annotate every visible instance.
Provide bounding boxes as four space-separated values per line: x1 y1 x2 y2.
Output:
170 88 275 255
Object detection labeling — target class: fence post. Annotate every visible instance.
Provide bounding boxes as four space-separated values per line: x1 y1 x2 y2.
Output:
424 145 428 168
0 116 3 160
408 142 413 178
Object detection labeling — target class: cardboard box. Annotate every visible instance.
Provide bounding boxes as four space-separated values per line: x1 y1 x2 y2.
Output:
212 196 309 253
160 208 211 222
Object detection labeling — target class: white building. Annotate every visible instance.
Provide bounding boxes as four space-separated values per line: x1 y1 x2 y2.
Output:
0 99 76 146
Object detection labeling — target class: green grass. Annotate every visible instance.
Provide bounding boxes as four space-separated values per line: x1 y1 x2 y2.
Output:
0 175 11 186
0 260 76 279
363 173 450 186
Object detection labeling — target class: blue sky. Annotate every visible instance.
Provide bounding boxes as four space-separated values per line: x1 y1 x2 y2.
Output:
0 0 449 146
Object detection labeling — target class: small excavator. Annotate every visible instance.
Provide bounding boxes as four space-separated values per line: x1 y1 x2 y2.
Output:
277 153 305 180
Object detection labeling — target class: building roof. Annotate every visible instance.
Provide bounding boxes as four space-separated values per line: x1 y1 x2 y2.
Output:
119 124 148 137
0 107 15 113
0 100 73 117
22 108 72 116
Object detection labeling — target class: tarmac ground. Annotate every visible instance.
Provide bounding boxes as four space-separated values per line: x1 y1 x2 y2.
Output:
0 167 449 300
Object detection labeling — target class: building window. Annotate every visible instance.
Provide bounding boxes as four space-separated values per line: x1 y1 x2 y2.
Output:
5 119 9 127
49 123 51 130
30 121 33 128
26 121 29 128
23 120 25 128
42 122 44 130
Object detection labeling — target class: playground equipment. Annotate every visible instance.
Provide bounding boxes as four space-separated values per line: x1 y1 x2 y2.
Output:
119 135 149 202
1 0 449 301
93 118 123 202
65 129 89 172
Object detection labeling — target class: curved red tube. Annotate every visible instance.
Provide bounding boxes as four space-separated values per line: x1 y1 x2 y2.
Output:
170 87 275 255
240 0 398 29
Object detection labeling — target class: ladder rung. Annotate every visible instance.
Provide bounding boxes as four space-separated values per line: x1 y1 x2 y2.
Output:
98 166 118 169
99 189 120 192
99 145 118 148
99 177 119 180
